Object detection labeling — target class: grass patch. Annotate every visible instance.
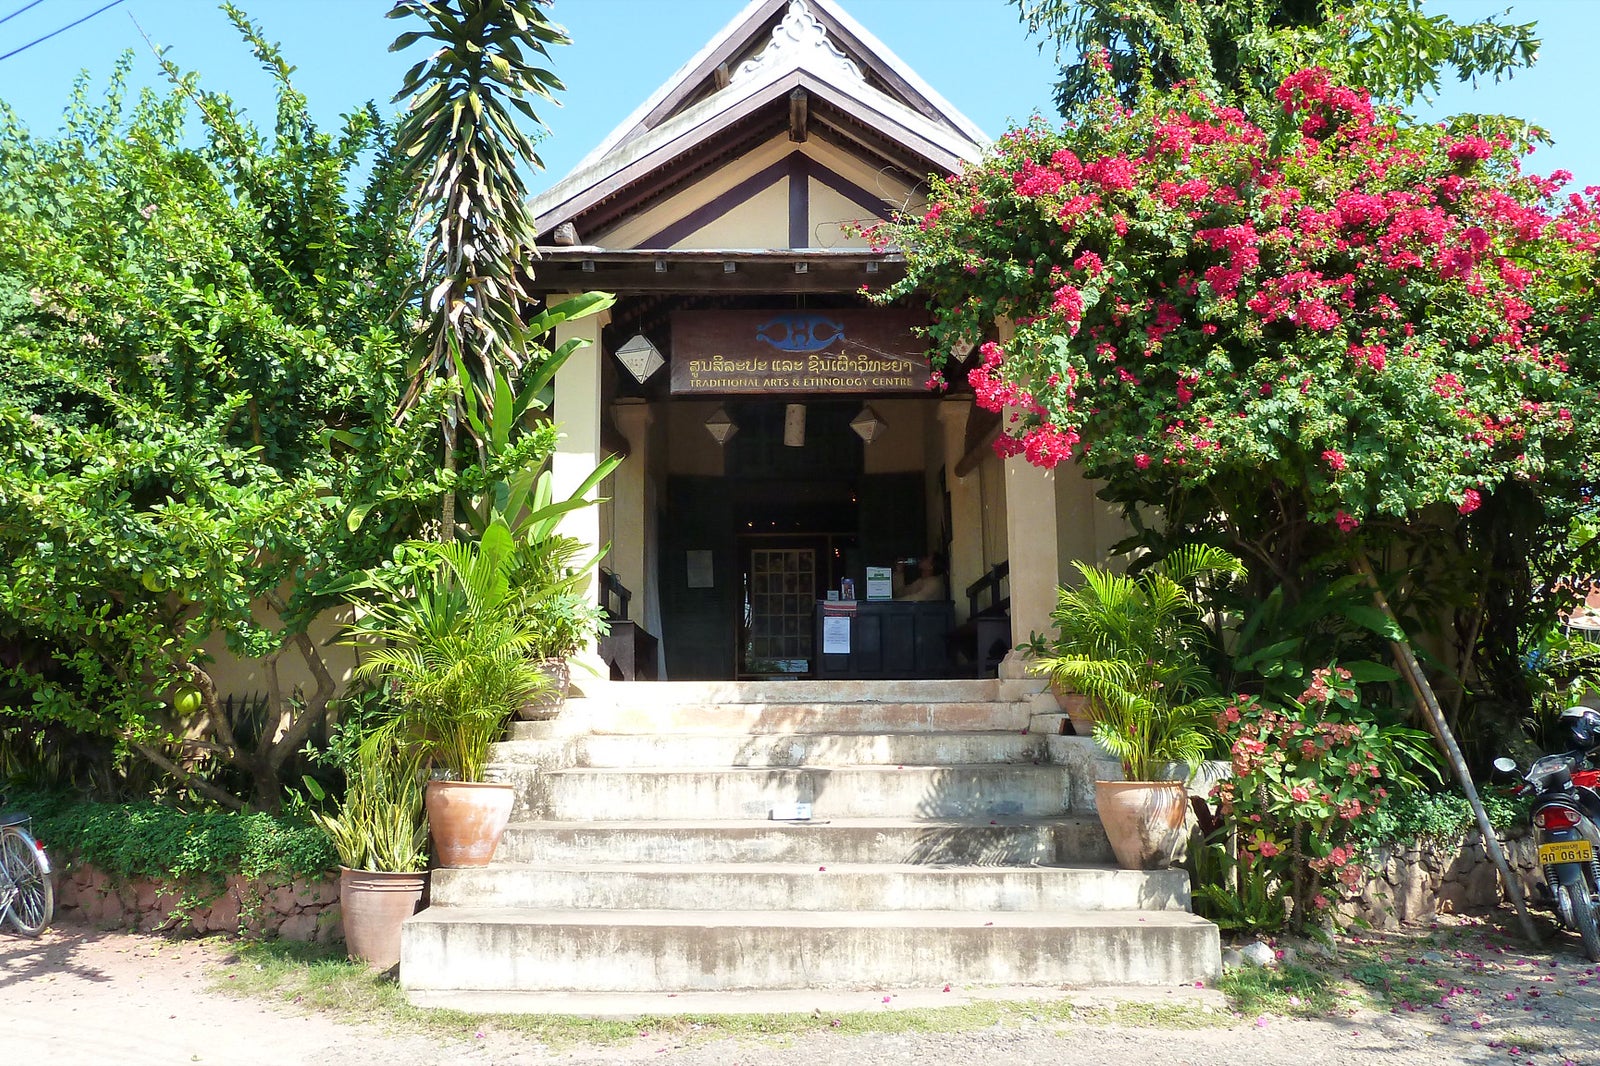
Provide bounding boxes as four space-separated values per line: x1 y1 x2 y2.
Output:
1336 939 1454 1010
207 938 1225 1047
1215 962 1343 1018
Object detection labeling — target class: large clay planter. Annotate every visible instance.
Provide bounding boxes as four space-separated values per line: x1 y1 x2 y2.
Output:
338 866 427 972
517 658 571 720
1095 780 1190 870
425 780 515 867
1050 684 1099 738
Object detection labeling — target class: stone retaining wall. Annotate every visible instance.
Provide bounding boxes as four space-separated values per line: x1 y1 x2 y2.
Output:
1342 830 1543 929
53 863 343 943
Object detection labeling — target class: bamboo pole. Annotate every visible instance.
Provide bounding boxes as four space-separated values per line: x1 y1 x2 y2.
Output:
1354 553 1539 944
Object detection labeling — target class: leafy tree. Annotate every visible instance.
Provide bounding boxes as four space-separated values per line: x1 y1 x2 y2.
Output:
0 11 442 808
883 69 1600 742
1015 0 1539 118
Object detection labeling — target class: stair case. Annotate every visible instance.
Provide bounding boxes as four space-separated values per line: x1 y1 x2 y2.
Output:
399 679 1221 1009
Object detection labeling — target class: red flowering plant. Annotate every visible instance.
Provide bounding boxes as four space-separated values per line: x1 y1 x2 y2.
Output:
882 69 1600 542
1207 668 1438 932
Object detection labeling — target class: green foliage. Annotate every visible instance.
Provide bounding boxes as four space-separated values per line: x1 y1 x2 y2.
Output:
389 0 575 407
346 520 550 781
309 741 427 873
1214 962 1340 1017
13 790 336 882
0 14 444 807
1211 676 1440 931
1015 0 1539 119
1191 827 1290 931
1358 786 1528 849
1034 545 1243 780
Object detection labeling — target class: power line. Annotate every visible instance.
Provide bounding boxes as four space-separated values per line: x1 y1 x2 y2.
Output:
0 0 125 63
0 1 50 28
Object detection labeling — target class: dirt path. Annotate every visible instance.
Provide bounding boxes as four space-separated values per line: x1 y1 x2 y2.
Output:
2 916 1597 1066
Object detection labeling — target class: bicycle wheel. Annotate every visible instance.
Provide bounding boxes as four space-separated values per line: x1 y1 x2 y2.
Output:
1 826 53 937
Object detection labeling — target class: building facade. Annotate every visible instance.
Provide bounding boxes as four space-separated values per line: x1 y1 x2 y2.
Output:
534 0 1125 682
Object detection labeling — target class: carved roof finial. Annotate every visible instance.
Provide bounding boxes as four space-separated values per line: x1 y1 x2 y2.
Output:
731 0 863 86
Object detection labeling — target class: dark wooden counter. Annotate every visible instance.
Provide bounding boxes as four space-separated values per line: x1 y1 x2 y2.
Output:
814 599 953 679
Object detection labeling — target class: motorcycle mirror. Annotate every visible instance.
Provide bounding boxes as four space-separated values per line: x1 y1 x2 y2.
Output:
1491 756 1519 777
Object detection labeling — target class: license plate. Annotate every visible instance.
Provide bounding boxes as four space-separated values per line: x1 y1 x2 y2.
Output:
1539 840 1595 865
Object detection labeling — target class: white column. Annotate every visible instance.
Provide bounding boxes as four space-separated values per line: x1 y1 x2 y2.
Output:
938 397 984 625
551 296 610 669
995 316 1062 674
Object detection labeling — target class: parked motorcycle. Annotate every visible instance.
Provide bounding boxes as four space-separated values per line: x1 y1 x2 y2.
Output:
1494 705 1600 961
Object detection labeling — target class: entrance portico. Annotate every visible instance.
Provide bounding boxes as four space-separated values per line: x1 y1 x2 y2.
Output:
534 0 1108 680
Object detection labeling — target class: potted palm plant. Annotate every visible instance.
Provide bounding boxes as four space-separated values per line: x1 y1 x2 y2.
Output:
516 531 609 718
311 739 429 971
347 519 549 867
1035 545 1242 869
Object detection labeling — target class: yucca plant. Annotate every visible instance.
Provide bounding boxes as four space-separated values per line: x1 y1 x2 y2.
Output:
347 519 550 781
312 741 429 873
1035 545 1243 781
389 0 580 539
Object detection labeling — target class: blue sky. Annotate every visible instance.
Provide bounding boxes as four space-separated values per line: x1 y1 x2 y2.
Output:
0 0 1595 189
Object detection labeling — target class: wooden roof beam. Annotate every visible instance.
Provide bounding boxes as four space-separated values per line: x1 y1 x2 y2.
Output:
789 87 809 143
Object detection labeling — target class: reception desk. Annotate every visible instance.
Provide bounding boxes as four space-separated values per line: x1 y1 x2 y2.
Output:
814 599 954 679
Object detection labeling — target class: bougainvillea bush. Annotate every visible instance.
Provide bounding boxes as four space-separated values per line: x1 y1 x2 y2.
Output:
1208 668 1437 931
884 68 1600 559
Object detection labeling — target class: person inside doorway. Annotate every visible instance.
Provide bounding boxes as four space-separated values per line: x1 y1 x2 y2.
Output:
895 552 947 602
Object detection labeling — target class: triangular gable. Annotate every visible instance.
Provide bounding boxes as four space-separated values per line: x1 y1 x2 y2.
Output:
573 0 988 175
533 0 987 246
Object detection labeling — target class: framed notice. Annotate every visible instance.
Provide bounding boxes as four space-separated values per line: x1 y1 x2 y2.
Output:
822 615 851 654
686 550 714 589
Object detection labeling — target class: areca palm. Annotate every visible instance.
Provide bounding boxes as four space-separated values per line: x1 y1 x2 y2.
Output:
1038 545 1244 780
349 520 549 780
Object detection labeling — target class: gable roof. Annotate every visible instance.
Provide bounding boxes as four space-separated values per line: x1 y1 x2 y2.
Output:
531 0 988 242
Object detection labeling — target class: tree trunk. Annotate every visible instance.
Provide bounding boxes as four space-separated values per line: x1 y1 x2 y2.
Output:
440 409 457 542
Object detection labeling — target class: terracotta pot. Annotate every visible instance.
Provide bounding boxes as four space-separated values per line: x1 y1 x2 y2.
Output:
425 780 515 867
1094 780 1190 870
517 658 572 720
1048 684 1098 737
338 866 427 972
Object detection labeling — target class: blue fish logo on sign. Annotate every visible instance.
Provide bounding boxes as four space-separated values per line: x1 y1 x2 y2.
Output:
754 313 847 353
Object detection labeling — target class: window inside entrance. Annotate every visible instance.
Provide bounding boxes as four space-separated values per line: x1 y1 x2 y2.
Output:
741 547 816 676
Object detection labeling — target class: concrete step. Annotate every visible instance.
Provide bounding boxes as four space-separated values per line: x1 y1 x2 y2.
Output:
405 983 1226 1020
400 907 1221 992
428 861 1190 912
495 816 1115 866
528 764 1071 821
603 679 1002 705
508 700 1030 740
552 731 1049 768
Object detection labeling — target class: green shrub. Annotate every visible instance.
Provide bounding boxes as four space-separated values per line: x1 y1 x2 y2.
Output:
11 791 337 883
1358 788 1529 849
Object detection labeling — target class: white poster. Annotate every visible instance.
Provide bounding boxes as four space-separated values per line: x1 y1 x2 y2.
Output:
686 550 714 589
822 615 851 654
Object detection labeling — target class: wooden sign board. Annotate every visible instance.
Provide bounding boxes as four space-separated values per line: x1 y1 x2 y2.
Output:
670 309 931 395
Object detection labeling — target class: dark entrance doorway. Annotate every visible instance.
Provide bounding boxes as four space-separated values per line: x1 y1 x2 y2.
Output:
658 401 929 680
